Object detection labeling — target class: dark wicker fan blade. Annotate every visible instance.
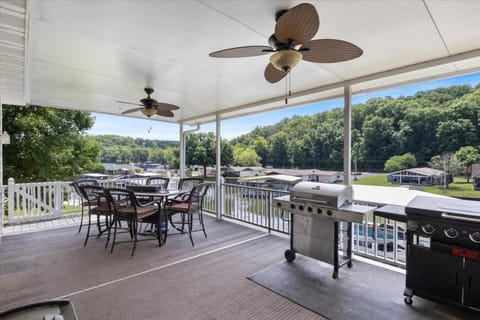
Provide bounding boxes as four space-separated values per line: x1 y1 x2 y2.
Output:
117 100 142 106
264 63 288 83
301 39 363 63
121 107 144 115
155 109 174 117
153 102 180 110
209 46 273 58
275 3 319 45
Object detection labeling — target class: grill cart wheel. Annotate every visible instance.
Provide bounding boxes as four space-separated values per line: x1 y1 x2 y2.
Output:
404 296 413 305
285 249 296 262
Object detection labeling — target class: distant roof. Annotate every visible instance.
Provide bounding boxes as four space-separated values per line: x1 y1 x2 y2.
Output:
265 169 342 177
227 166 265 172
101 163 139 171
472 163 480 178
81 173 109 178
353 185 448 206
241 174 302 184
388 167 444 177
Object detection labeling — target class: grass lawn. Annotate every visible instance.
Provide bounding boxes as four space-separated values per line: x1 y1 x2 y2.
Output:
354 174 480 199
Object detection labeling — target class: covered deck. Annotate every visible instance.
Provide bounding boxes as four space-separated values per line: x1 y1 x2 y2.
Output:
1 1 480 318
2 215 479 320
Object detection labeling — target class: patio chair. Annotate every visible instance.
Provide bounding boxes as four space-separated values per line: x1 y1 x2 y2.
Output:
70 179 99 233
134 176 171 205
104 188 166 257
178 177 204 192
146 176 170 189
78 185 113 247
165 183 210 246
167 177 205 204
165 177 204 222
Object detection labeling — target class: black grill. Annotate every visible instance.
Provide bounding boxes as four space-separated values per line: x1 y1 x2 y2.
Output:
404 196 480 311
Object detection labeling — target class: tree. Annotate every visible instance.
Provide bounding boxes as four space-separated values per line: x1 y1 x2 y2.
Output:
428 154 462 187
186 132 233 177
384 153 417 172
455 146 480 182
252 136 269 166
131 147 149 163
221 139 234 166
163 146 179 169
3 105 99 182
436 119 477 153
233 145 260 166
268 132 289 168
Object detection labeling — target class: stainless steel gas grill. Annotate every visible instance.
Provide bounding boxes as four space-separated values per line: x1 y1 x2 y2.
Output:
274 182 375 278
403 196 480 311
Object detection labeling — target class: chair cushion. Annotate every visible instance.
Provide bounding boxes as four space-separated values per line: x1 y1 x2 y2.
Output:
165 202 189 213
91 202 111 215
116 205 158 219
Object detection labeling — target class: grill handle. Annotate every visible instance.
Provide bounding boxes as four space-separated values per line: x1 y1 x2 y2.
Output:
293 197 329 205
441 213 480 223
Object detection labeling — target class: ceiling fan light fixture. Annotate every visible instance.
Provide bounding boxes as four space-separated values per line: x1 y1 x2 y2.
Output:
269 49 302 72
141 108 157 117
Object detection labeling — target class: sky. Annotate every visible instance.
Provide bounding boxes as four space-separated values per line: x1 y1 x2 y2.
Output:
87 72 480 141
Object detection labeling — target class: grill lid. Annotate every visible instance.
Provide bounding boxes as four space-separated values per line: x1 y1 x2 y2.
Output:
290 182 353 209
406 196 480 220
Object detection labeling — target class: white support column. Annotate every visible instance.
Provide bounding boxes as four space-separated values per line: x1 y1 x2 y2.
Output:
179 121 185 178
343 84 352 186
215 113 222 220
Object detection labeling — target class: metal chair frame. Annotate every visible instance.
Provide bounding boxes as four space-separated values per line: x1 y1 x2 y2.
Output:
104 188 166 257
165 183 210 246
70 179 99 233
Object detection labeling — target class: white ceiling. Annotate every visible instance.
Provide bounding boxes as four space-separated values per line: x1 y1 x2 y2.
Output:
1 0 479 125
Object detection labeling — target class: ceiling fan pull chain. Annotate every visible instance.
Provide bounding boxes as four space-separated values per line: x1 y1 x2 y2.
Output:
285 76 288 104
148 120 152 133
289 72 292 97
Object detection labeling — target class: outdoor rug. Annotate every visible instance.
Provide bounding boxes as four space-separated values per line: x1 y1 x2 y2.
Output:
248 255 479 320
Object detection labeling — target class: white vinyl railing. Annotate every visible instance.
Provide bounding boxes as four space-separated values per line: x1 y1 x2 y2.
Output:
2 178 405 267
2 177 182 224
4 178 73 224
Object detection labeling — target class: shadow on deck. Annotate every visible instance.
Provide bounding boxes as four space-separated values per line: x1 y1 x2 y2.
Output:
0 216 323 320
1 216 476 320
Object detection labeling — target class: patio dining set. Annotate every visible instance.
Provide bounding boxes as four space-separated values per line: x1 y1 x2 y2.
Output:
71 177 210 257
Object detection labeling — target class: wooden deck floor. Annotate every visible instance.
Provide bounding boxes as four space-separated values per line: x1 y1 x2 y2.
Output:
0 216 325 320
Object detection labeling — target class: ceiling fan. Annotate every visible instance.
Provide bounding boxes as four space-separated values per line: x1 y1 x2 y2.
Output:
117 87 179 118
209 3 363 84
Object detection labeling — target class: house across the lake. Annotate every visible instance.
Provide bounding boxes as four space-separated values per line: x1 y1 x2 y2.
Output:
101 163 140 175
222 166 265 177
387 167 445 185
472 163 480 190
264 169 344 183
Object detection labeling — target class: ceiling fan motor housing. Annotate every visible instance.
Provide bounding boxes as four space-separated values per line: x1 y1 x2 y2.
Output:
270 49 302 72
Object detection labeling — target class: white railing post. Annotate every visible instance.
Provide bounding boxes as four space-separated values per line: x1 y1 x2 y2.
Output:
220 176 224 219
8 178 14 223
215 112 222 220
54 181 63 217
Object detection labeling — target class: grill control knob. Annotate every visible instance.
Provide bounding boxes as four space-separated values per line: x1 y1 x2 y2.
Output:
444 228 459 239
469 232 480 243
317 208 322 214
421 224 435 235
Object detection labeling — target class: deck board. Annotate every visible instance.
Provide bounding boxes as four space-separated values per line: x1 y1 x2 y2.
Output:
0 217 324 320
